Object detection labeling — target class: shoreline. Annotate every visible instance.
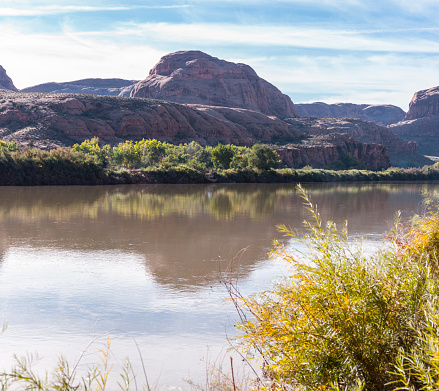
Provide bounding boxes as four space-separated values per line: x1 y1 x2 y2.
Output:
2 166 439 186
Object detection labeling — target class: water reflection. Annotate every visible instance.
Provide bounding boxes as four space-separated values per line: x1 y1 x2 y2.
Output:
0 182 437 389
0 183 435 290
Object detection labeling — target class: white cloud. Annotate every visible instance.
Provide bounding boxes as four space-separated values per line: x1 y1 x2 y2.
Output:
0 4 190 16
106 22 439 54
0 26 165 88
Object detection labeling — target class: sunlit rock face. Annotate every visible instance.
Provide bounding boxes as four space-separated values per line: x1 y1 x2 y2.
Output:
130 50 298 119
0 66 18 91
390 86 439 156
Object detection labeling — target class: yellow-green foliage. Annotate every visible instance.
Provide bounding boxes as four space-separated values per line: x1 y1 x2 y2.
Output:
230 185 439 391
112 139 166 168
0 140 18 152
403 191 439 263
72 137 110 166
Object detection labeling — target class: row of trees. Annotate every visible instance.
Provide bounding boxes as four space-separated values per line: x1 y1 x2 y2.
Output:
71 138 281 171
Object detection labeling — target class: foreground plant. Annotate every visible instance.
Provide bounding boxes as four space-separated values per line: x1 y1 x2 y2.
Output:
226 185 439 391
0 336 147 391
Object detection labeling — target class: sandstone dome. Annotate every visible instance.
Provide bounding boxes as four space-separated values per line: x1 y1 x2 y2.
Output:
130 50 298 119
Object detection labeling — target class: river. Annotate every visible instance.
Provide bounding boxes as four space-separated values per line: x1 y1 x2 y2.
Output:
0 182 436 389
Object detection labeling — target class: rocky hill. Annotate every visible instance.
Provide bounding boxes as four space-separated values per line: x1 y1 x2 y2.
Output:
295 102 406 126
21 78 138 97
0 91 305 149
390 86 439 156
0 66 17 91
130 50 298 119
0 91 415 169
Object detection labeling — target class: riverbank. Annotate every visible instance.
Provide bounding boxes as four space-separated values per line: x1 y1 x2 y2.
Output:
1 139 439 185
3 164 439 186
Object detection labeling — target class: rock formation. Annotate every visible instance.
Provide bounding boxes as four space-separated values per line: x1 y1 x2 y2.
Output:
390 86 439 156
295 102 406 126
0 90 421 167
21 78 138 97
0 91 304 149
284 117 426 167
276 134 390 170
404 86 439 120
0 66 18 91
130 50 298 119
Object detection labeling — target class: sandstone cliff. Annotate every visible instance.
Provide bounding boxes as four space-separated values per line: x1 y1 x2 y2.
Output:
390 86 439 156
276 133 390 170
130 50 298 119
0 66 18 91
21 78 138 97
0 91 303 148
295 102 405 126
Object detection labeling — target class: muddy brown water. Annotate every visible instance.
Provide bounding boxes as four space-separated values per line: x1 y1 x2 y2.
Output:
0 182 435 389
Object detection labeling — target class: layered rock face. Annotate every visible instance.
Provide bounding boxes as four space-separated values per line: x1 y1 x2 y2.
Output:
276 134 390 170
130 50 298 118
0 91 303 148
295 102 405 126
21 78 138 97
391 86 439 156
0 66 18 91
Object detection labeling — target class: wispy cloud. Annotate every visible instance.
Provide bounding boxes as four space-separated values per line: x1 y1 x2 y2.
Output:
103 22 439 54
0 4 191 17
0 25 165 88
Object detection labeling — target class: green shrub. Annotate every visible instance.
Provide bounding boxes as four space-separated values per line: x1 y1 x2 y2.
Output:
211 143 238 169
247 144 280 170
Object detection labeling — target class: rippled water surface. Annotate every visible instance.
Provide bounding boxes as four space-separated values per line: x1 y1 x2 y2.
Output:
0 182 437 389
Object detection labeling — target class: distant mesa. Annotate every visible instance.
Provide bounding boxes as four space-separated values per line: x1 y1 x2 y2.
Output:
130 50 298 119
295 102 406 127
0 66 18 91
20 78 139 97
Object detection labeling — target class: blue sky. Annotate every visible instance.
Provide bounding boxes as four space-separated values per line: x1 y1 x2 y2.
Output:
0 0 438 110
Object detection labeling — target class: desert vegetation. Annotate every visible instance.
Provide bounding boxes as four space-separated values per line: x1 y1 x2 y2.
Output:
223 185 439 391
1 138 439 185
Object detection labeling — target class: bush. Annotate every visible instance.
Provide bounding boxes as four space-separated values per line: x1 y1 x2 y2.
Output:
211 144 238 169
228 185 439 391
247 144 280 170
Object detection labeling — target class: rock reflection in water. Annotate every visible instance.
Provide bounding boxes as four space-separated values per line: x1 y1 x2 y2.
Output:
0 183 435 290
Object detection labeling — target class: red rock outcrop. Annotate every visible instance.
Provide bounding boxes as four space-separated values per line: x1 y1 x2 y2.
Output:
130 50 298 119
404 86 439 120
0 91 303 148
295 102 405 126
0 66 18 91
390 86 439 156
276 133 390 170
